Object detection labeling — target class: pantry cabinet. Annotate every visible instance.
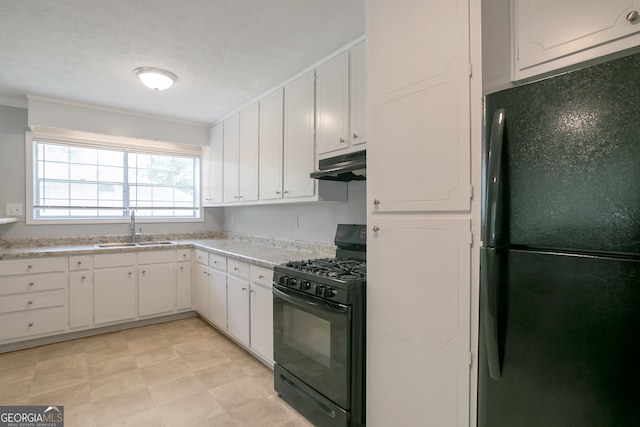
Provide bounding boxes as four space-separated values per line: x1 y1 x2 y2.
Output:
513 0 640 81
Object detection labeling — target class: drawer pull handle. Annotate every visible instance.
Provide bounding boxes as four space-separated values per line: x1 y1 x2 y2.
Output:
77 261 82 266
27 300 33 305
372 225 380 232
28 323 34 327
259 275 264 279
28 282 34 287
234 267 240 271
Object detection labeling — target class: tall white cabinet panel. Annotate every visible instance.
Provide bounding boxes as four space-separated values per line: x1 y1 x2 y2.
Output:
367 0 471 213
283 71 316 199
259 88 284 200
350 41 367 147
514 0 640 80
238 103 259 202
223 113 240 203
203 122 224 206
367 218 471 426
316 51 350 155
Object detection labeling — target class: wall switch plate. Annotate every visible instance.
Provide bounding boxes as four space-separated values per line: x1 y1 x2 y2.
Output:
5 203 23 216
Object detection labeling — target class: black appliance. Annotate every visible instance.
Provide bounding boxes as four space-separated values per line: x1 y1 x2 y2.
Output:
479 53 640 426
273 224 366 427
310 150 366 181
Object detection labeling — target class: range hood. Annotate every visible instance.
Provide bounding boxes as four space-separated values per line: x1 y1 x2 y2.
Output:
310 150 366 182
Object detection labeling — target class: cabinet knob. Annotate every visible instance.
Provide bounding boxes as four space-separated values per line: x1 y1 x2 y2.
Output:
353 133 359 139
82 275 86 280
242 287 248 291
142 270 146 275
128 272 132 277
339 138 345 143
27 265 33 270
627 10 639 22
234 267 240 271
276 190 281 195
182 254 187 258
259 274 264 279
372 225 380 232
28 282 34 287
28 322 34 327
27 300 33 305
180 266 184 271
283 190 289 194
373 198 380 205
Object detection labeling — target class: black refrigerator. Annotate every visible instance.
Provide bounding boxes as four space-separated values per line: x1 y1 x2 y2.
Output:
479 52 640 426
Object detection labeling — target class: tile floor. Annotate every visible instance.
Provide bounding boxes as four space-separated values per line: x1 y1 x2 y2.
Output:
0 317 313 427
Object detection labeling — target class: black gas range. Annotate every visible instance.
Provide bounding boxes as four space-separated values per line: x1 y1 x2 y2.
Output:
272 224 366 427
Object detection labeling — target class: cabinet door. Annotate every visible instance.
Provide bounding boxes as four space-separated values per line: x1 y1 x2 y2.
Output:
250 282 273 364
94 267 136 324
203 122 224 206
223 113 240 203
139 263 175 317
227 275 250 346
239 102 259 202
176 260 192 310
259 88 285 200
367 217 471 426
350 41 367 146
209 268 227 330
193 263 211 319
283 71 316 198
514 0 640 80
316 50 350 155
69 271 93 329
367 0 471 213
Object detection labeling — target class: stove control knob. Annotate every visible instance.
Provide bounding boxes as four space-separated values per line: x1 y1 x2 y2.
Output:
326 288 336 298
278 275 288 286
301 281 311 290
288 277 298 287
316 285 326 297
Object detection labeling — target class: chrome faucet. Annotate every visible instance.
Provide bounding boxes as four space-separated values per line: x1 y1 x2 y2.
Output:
129 209 136 243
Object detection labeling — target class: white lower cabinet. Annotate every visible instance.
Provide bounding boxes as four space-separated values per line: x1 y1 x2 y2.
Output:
94 266 137 325
69 270 93 329
227 260 251 346
193 260 211 319
208 268 227 330
138 250 176 317
176 257 192 311
249 265 274 364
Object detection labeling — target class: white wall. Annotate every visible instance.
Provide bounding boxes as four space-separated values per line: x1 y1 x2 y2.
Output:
224 181 367 244
0 105 224 239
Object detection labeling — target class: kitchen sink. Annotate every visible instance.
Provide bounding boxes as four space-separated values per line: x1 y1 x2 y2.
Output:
95 242 138 248
136 241 175 246
95 241 175 248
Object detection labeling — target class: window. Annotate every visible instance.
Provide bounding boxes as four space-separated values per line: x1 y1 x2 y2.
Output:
27 133 201 223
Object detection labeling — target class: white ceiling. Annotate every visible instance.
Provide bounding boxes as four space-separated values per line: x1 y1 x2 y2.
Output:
0 0 364 124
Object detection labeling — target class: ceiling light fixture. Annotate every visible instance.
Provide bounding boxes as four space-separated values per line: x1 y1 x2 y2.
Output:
133 67 177 91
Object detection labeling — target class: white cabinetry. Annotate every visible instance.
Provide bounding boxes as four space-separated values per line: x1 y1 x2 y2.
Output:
193 250 211 318
69 255 93 329
138 250 175 317
208 253 228 330
513 0 640 81
176 249 192 310
223 104 259 203
366 0 476 425
249 265 273 365
316 41 367 157
227 259 250 346
0 257 68 342
202 122 224 206
93 253 137 325
259 88 284 201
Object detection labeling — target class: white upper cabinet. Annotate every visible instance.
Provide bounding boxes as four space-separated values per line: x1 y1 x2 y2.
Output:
238 103 259 202
202 122 223 206
223 113 240 203
316 51 350 155
316 41 367 158
350 41 367 147
283 71 316 199
259 88 284 201
514 0 640 80
367 0 471 213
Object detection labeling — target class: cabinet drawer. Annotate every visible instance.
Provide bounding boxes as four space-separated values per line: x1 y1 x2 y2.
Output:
94 253 136 269
69 255 92 271
138 250 175 265
0 307 68 341
0 289 66 314
177 249 191 261
209 254 227 272
0 271 67 296
194 249 209 265
250 265 273 288
0 257 66 276
228 259 249 279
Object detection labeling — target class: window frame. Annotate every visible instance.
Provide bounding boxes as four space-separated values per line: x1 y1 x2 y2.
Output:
26 130 204 225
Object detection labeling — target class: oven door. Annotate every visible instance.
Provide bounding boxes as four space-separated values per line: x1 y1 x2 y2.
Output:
273 284 351 409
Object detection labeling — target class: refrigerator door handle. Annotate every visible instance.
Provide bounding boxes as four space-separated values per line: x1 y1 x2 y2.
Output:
483 109 506 246
481 247 502 380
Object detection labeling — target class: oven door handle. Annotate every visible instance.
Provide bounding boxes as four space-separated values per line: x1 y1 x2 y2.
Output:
273 285 348 315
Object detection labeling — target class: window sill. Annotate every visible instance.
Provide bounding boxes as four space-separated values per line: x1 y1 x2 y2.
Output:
0 218 18 225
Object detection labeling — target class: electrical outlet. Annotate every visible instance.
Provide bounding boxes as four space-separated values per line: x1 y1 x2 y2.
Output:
292 215 299 229
5 203 23 216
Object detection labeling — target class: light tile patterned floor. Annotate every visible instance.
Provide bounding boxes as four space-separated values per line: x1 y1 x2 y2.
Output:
0 317 313 427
